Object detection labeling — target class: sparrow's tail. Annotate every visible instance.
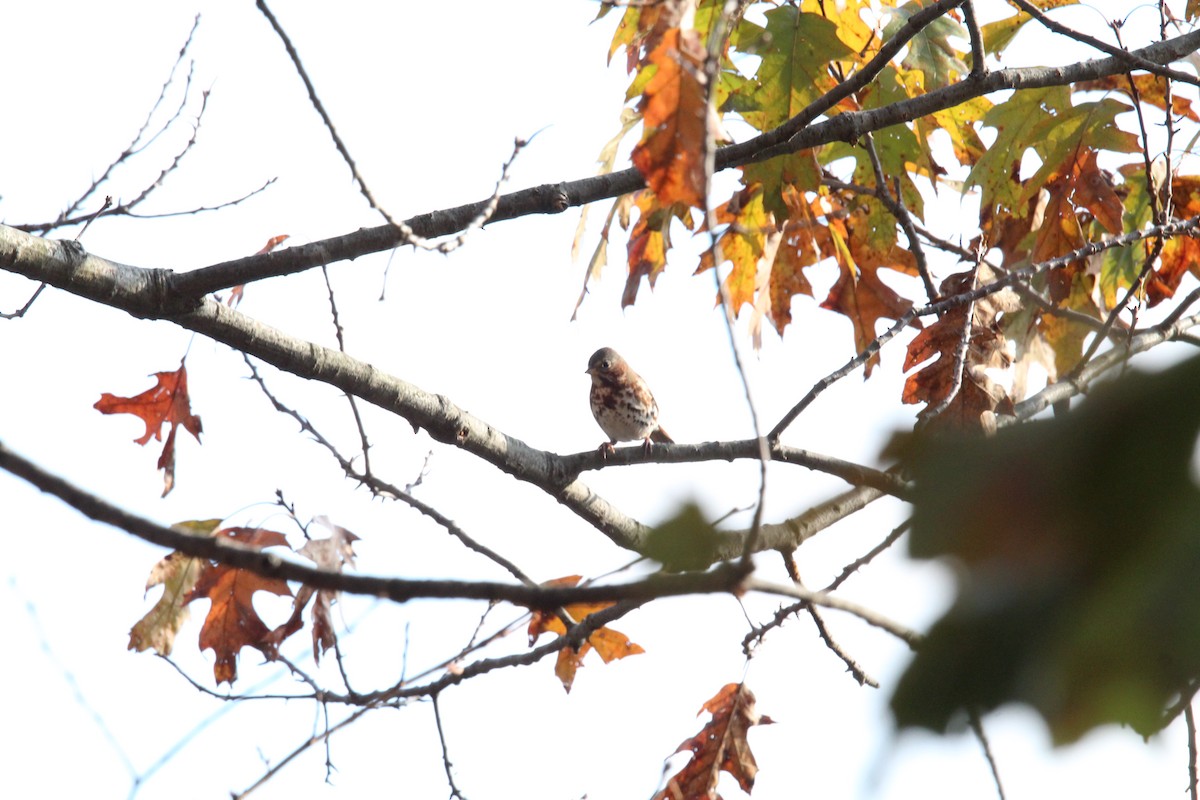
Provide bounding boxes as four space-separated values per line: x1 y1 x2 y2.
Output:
650 427 674 444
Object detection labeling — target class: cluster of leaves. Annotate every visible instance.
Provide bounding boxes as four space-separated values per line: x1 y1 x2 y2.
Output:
128 520 357 684
592 0 1200 431
527 575 645 692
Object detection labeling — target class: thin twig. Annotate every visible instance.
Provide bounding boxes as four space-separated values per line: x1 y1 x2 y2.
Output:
823 519 910 593
863 132 938 302
1188 704 1199 800
961 0 986 78
241 355 535 585
1007 0 1200 86
432 694 469 800
699 0 770 564
968 708 1006 800
743 577 921 647
256 0 531 254
320 266 372 477
233 705 375 799
0 282 46 319
806 603 879 688
74 196 113 242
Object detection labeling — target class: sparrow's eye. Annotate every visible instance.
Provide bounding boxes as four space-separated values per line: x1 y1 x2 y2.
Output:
601 360 611 370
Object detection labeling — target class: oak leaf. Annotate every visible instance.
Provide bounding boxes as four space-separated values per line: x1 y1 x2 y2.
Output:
820 256 916 378
94 361 203 497
632 27 710 209
654 683 774 800
185 527 292 685
263 517 359 664
732 7 850 134
1077 74 1200 122
623 191 693 308
696 185 770 315
902 268 1018 430
127 519 222 656
1146 175 1200 305
527 575 644 693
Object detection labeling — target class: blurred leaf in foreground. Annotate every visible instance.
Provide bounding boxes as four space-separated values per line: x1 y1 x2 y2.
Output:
891 353 1200 743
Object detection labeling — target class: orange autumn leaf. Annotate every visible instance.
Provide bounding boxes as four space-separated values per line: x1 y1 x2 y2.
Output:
1077 74 1200 122
623 190 693 308
696 185 770 315
1147 176 1200 305
184 527 292 685
632 27 709 209
654 683 775 800
527 575 645 693
94 362 203 496
820 261 916 378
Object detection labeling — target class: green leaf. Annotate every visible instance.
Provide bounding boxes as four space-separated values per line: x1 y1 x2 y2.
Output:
883 1 967 88
643 502 724 572
742 151 821 220
965 86 1067 214
1099 167 1153 307
1018 98 1140 208
891 354 1200 743
736 6 851 133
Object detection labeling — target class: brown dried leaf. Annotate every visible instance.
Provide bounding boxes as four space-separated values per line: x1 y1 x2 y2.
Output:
654 683 775 800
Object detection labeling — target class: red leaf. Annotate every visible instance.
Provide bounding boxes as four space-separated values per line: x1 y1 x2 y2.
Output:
94 362 203 496
184 527 292 685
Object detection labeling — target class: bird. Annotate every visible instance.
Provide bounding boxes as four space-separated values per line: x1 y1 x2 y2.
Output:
586 347 673 456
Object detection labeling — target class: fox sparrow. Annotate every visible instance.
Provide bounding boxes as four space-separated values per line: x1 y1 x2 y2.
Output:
586 347 673 455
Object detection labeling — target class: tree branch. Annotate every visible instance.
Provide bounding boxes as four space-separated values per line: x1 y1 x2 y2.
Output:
106 25 1200 300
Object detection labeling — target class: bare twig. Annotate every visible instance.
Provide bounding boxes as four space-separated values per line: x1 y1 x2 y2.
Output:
233 705 375 799
968 708 1006 800
823 519 910 593
74 196 113 242
961 0 986 78
744 577 921 646
256 0 532 254
1188 703 1199 800
863 133 938 302
806 603 879 688
432 694 469 800
0 281 46 319
1007 0 1200 87
319 266 373 477
241 356 535 585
